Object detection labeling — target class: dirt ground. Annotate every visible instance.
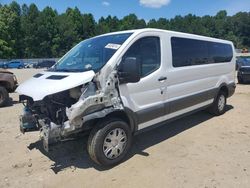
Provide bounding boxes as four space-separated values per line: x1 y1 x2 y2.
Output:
0 69 250 188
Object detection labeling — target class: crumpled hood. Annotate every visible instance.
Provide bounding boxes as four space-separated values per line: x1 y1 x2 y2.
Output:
16 70 95 101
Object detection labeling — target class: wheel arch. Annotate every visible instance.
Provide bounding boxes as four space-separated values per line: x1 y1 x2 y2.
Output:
218 84 229 98
103 109 138 134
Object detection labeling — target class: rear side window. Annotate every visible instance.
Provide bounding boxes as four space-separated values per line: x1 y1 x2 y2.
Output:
171 37 233 67
124 37 161 77
208 42 233 63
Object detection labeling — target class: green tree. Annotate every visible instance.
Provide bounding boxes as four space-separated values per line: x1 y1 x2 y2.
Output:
82 13 96 38
0 4 20 58
96 16 120 34
231 12 250 48
1 1 250 58
21 3 40 57
120 14 146 30
36 7 59 57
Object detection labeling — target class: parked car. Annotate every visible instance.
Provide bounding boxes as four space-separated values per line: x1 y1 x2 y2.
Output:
17 28 236 167
0 69 18 107
3 60 24 69
34 60 56 69
237 56 250 84
0 62 4 68
24 62 35 68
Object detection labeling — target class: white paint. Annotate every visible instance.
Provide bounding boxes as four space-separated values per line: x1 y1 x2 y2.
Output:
16 70 95 101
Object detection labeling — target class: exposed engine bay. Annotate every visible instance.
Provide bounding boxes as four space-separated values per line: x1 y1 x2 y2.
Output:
19 71 124 151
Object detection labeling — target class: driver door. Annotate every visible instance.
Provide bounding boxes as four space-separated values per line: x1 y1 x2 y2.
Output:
119 35 167 130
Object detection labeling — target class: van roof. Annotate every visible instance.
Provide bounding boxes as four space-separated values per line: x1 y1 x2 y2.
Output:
99 28 233 44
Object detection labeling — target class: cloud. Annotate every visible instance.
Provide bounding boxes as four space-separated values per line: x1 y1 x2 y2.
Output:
102 1 110 7
139 0 171 8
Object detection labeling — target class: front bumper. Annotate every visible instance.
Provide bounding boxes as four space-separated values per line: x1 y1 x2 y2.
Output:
20 114 62 152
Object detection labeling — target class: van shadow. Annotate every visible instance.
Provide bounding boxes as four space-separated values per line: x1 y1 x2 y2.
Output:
28 105 233 173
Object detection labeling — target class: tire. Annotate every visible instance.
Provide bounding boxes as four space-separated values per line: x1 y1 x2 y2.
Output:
208 91 227 116
0 86 9 107
87 118 132 167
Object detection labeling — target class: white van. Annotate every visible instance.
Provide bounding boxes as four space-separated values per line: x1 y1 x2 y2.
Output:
17 28 236 166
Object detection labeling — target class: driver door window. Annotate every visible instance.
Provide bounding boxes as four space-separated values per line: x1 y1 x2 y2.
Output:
124 37 161 77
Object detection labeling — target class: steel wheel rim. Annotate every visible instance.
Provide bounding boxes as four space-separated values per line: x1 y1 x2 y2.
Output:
218 95 225 112
103 128 127 159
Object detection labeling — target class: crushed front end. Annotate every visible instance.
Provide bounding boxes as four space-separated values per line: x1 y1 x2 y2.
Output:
19 71 123 151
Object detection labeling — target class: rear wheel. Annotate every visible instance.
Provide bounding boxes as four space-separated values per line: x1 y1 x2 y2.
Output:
208 91 227 116
0 86 9 107
87 118 132 167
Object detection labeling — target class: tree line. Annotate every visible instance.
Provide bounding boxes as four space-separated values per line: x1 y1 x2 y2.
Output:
0 1 250 59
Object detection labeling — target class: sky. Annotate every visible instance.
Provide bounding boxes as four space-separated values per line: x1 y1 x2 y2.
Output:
1 0 250 20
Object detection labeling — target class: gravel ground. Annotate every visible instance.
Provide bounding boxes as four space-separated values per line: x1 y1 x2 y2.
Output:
0 69 250 188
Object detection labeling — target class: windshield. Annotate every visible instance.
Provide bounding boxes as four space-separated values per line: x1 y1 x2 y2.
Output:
50 33 132 72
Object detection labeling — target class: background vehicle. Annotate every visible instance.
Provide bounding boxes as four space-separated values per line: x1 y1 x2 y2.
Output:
237 56 250 84
17 29 235 167
3 60 24 69
34 60 56 69
24 62 35 68
0 62 4 68
0 69 18 107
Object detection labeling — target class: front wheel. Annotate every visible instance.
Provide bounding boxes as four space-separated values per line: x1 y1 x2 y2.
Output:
87 118 132 167
208 91 227 116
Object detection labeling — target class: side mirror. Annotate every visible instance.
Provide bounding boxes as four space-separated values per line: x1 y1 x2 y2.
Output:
118 57 141 84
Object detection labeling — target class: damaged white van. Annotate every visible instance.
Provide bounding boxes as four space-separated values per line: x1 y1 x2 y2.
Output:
17 28 236 166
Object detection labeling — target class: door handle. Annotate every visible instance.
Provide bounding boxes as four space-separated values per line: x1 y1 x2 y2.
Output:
158 76 167 82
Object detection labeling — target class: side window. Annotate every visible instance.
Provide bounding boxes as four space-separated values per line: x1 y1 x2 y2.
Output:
171 37 209 67
124 37 161 77
171 37 233 67
208 42 233 63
